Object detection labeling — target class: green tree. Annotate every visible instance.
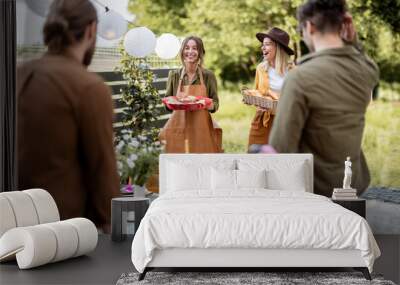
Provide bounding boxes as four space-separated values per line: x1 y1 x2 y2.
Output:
129 0 187 34
370 0 400 34
183 0 302 83
128 0 400 83
349 0 400 83
130 0 302 83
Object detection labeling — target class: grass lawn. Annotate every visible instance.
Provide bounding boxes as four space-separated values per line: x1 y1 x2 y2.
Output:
213 88 400 188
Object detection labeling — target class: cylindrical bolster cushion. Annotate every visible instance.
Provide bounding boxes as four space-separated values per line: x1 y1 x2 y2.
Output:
42 221 79 262
0 219 97 269
0 226 57 269
0 192 39 228
0 196 17 237
65 218 98 257
0 189 60 239
23 189 60 224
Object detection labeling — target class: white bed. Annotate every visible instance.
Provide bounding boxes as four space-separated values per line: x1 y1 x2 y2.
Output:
131 154 380 280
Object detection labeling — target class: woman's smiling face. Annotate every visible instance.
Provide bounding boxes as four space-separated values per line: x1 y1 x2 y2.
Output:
183 39 199 64
261 37 277 64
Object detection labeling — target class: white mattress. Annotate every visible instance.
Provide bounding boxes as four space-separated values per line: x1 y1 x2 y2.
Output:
131 190 380 273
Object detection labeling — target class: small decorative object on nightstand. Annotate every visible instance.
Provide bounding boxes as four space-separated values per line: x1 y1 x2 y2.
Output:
332 198 366 218
111 197 149 242
332 157 358 200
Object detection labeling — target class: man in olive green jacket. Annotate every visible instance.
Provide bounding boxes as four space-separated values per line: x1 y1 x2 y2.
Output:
269 0 379 197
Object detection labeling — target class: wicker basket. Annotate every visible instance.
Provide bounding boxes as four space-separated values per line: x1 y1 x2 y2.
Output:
241 89 278 111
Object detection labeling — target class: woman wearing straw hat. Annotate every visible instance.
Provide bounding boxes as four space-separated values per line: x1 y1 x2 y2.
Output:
248 27 294 149
159 36 222 153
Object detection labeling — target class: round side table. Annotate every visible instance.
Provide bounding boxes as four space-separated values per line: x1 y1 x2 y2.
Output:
111 197 149 242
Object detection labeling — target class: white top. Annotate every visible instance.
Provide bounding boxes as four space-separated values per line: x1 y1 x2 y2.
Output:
268 67 286 92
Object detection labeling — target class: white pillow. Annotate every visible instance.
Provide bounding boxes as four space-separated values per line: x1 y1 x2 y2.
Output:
211 168 237 190
237 159 308 191
167 162 211 192
266 163 306 191
236 169 267 189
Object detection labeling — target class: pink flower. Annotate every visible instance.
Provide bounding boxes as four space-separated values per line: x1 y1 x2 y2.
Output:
123 184 133 193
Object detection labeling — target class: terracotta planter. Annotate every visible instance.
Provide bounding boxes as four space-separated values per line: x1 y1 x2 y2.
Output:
145 169 159 193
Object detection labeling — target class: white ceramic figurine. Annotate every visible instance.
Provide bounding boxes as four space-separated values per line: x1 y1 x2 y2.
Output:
343 156 352 189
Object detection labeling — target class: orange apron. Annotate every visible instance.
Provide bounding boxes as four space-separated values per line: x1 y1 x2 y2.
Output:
248 109 275 147
160 68 222 153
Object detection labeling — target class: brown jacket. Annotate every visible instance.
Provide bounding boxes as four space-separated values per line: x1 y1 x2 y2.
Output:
17 53 120 227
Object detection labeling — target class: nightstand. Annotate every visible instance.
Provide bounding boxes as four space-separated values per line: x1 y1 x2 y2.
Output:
331 198 366 218
111 197 150 241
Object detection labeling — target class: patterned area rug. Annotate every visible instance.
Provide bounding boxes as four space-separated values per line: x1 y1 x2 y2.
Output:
116 271 396 285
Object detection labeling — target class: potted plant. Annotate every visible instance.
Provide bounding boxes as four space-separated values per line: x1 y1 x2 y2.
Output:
115 47 163 193
115 129 162 196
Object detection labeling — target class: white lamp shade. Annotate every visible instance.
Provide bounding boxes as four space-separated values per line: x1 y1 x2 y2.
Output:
25 0 53 17
123 27 156 58
155 33 181 59
98 10 128 40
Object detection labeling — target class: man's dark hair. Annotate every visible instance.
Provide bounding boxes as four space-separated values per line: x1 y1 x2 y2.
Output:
297 0 347 34
43 0 97 53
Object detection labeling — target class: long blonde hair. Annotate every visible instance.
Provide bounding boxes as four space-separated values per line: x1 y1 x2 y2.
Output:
262 43 290 76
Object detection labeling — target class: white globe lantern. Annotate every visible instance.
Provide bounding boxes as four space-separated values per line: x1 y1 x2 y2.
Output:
98 9 128 40
123 27 156 58
25 0 53 17
121 12 136 23
155 33 181 59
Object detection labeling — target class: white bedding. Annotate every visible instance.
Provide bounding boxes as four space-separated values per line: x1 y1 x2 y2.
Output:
131 190 380 273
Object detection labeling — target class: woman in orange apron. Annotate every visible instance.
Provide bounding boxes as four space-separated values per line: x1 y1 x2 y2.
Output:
248 27 294 149
159 36 222 153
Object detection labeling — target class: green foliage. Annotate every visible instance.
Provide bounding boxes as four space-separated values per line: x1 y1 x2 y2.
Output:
115 130 162 186
377 58 400 83
129 0 400 84
129 0 302 84
347 1 400 81
129 0 187 34
214 87 400 187
213 89 255 152
363 101 400 187
116 47 162 142
370 0 400 34
115 47 164 185
379 82 400 101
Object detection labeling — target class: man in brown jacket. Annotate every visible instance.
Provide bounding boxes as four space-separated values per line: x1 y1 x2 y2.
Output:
269 0 379 197
17 0 119 231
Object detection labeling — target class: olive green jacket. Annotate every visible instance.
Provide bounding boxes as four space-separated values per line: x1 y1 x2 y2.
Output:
165 68 219 113
269 46 379 197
